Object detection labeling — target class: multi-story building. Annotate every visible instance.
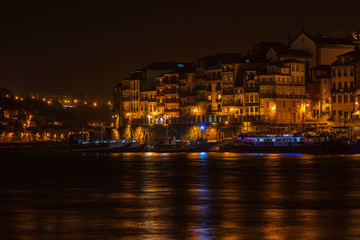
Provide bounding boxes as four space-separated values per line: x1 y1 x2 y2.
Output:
312 65 332 119
259 60 307 125
179 72 196 124
113 62 193 126
331 51 360 123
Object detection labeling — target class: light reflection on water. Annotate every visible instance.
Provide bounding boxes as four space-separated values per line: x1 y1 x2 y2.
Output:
1 152 360 239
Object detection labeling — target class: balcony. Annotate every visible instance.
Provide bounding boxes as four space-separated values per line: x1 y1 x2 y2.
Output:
164 89 178 94
165 108 180 112
165 99 179 103
331 87 356 93
243 86 259 92
156 91 165 96
260 93 307 99
180 91 195 97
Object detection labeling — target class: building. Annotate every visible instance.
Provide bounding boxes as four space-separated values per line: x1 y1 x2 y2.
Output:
331 51 360 123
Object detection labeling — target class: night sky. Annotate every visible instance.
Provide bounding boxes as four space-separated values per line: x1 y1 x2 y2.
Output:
1 1 359 101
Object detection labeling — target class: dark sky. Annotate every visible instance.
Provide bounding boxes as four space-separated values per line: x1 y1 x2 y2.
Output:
1 1 359 101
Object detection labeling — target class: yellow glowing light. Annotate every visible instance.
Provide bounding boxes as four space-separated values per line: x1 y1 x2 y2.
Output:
272 106 276 110
225 121 229 124
356 102 359 105
127 113 130 116
15 96 19 100
93 102 97 107
306 104 309 107
47 101 51 104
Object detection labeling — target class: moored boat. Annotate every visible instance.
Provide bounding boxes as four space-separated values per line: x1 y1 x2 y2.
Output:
227 135 352 154
68 140 131 152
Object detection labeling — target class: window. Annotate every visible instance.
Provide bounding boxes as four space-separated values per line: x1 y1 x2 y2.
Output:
344 82 348 89
350 68 354 76
266 101 269 107
350 81 354 88
255 107 259 112
332 69 336 77
338 68 341 77
324 79 327 84
296 65 299 72
283 101 286 107
209 115 212 123
332 95 336 103
324 89 327 94
338 95 342 103
338 82 342 89
344 68 348 76
344 94 348 103
338 110 343 117
333 83 336 89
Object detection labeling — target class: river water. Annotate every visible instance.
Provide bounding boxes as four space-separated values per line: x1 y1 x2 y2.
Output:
1 150 360 239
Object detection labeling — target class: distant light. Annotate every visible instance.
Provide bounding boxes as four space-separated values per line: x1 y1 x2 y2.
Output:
225 121 229 124
63 105 74 108
177 64 184 67
200 126 205 130
272 106 276 110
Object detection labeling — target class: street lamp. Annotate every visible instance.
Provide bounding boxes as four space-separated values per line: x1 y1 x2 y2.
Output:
270 106 276 134
200 125 205 139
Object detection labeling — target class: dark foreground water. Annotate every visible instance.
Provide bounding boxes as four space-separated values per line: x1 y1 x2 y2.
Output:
1 149 360 239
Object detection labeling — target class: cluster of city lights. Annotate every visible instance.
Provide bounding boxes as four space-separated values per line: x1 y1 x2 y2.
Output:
9 95 107 109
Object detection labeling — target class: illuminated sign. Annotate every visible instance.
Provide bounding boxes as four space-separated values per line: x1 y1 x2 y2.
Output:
353 31 360 41
177 64 184 67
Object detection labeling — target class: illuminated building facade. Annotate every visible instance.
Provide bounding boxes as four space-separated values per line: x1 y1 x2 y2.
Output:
331 51 360 123
113 33 360 132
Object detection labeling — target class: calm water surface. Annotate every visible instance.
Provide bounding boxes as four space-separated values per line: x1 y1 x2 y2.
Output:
1 150 360 239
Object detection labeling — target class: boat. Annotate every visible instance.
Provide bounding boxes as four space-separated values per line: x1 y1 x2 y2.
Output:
152 139 188 152
226 134 352 154
68 139 131 152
